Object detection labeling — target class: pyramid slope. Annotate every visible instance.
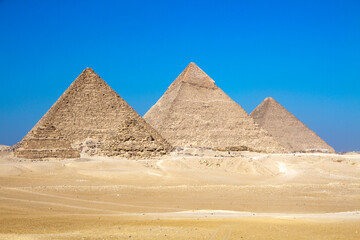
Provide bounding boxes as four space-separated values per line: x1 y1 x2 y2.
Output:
144 63 285 153
250 97 335 153
15 122 80 159
21 68 171 158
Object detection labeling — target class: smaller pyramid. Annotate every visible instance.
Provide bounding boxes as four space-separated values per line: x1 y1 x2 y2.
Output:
101 119 171 158
15 122 80 159
250 97 335 153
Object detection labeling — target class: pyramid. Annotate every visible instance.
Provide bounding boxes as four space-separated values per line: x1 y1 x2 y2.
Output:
16 68 171 159
101 119 169 158
15 122 80 159
250 97 335 153
144 63 285 153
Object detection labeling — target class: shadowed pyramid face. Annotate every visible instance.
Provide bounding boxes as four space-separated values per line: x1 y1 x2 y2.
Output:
250 97 335 153
144 63 285 153
18 68 171 159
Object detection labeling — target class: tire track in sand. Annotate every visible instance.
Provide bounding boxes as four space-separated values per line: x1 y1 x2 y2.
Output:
0 187 187 211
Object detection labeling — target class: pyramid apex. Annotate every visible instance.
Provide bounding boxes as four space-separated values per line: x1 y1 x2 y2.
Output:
259 97 282 110
82 67 95 74
186 62 202 69
77 68 101 81
251 97 281 118
169 62 216 89
264 97 275 102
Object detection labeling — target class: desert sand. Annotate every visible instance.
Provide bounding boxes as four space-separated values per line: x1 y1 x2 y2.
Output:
0 149 359 239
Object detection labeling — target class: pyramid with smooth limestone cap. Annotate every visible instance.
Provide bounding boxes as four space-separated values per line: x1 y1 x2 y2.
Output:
250 97 335 153
15 68 171 159
144 62 285 153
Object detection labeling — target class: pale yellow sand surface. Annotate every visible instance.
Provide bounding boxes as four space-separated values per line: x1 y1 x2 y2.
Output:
0 149 359 239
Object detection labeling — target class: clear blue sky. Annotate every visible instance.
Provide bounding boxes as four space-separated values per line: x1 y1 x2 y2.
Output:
0 0 359 152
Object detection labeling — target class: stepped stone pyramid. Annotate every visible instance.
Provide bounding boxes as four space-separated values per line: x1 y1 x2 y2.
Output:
144 63 285 153
102 119 169 158
15 122 80 159
15 68 171 159
250 97 335 153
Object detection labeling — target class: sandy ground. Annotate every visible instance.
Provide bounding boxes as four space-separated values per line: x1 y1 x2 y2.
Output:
0 149 359 239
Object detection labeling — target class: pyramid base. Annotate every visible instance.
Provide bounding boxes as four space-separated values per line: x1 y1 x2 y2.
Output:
15 149 80 160
101 147 168 159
